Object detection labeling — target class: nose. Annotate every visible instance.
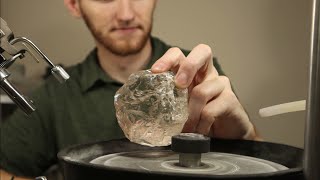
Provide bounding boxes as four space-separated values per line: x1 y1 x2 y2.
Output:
117 0 135 22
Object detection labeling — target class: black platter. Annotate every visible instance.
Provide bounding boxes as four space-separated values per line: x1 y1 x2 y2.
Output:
57 138 303 180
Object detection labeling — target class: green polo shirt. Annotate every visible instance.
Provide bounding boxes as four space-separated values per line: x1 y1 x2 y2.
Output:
0 37 225 177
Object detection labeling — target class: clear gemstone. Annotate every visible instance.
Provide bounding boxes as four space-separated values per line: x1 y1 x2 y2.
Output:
114 70 189 147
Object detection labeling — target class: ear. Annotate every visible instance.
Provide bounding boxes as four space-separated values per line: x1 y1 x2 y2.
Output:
64 0 82 18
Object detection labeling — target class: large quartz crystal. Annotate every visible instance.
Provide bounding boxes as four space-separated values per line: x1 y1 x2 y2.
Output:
114 69 189 147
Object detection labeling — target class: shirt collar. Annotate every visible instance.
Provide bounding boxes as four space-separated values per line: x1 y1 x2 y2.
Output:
80 37 170 92
79 48 110 92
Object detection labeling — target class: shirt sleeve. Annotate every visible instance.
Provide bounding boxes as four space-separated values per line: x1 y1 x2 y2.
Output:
0 85 57 177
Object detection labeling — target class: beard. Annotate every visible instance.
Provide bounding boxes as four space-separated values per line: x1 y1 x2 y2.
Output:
82 14 152 56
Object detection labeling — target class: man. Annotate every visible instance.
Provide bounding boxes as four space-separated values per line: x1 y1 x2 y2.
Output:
0 0 261 179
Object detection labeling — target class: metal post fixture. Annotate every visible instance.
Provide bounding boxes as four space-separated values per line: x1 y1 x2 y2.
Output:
304 0 320 180
0 17 70 115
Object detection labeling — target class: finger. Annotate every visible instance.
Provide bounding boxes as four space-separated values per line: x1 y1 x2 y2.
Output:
200 80 241 137
151 47 186 73
182 78 225 133
175 44 218 89
196 92 232 135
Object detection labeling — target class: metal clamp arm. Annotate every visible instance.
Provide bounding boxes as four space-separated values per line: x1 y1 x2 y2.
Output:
0 17 70 115
0 68 36 114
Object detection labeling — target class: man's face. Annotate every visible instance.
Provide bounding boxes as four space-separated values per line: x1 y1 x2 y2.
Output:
78 0 157 56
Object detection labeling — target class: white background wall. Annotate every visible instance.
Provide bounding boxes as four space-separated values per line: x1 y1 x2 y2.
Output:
1 0 312 148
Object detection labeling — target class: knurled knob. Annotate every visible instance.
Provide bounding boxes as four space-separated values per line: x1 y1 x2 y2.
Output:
171 133 210 153
171 133 211 168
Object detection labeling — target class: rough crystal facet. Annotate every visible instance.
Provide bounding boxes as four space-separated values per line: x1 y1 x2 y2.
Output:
114 70 189 147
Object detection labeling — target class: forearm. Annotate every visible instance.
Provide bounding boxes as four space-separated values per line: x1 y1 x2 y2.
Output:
0 169 33 180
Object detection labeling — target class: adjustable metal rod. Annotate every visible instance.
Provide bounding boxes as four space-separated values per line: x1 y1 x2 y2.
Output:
10 37 55 67
0 68 36 114
0 17 70 115
10 37 70 83
303 0 320 180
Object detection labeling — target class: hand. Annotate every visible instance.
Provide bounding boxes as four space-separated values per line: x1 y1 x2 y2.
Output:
151 44 260 140
0 169 33 180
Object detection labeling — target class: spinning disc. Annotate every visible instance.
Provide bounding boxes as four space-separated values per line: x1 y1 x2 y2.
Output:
58 138 304 180
90 150 288 175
